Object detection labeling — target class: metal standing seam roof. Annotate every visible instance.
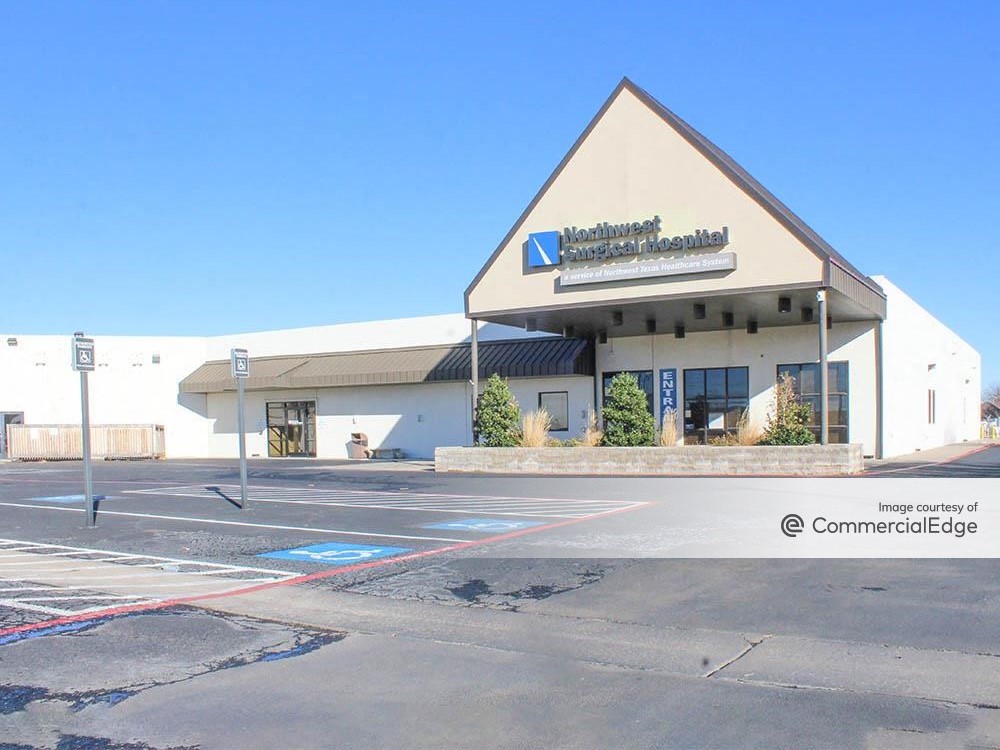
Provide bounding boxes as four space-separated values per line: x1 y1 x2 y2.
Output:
178 337 594 394
177 357 311 393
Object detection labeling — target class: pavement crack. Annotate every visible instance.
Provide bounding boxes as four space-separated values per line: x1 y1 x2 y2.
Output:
703 634 771 678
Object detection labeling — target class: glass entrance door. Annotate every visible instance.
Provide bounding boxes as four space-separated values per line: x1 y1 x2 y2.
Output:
266 401 317 457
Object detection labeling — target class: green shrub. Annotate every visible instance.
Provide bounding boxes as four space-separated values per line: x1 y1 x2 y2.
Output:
759 373 816 446
601 373 655 446
475 373 521 447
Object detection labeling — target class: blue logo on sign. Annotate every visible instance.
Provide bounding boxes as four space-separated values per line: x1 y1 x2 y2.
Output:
258 542 411 565
526 231 561 268
423 518 544 532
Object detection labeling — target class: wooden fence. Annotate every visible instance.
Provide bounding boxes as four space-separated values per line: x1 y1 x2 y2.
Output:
6 424 165 460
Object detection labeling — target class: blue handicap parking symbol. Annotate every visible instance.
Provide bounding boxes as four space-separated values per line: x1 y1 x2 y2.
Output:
423 518 544 533
258 542 411 565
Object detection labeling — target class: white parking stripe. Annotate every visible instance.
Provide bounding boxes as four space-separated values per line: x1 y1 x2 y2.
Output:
0 537 303 618
128 484 635 505
121 484 643 519
0 502 467 543
0 600 75 616
0 538 294 576
17 595 148 602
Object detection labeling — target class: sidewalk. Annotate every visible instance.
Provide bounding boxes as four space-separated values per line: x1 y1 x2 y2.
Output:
865 441 992 470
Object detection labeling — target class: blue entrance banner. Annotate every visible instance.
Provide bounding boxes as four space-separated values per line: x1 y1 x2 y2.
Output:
659 368 678 418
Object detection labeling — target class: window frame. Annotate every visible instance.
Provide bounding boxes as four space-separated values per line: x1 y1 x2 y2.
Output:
538 391 570 432
776 361 850 444
682 366 750 444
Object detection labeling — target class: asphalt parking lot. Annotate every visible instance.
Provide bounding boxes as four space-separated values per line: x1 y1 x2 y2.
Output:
1 452 999 749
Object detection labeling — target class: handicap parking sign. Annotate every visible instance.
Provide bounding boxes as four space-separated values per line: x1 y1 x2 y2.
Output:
423 518 544 533
258 542 411 565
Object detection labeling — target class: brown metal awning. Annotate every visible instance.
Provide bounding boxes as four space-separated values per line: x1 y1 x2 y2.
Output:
178 337 593 394
177 357 311 394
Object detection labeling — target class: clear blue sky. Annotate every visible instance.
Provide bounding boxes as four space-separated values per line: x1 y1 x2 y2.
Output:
1 1 997 387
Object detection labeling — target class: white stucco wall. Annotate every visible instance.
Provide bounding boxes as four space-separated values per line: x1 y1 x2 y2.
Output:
876 276 981 456
0 318 588 460
0 334 210 458
596 321 879 455
1 284 979 460
202 376 594 459
203 314 548 360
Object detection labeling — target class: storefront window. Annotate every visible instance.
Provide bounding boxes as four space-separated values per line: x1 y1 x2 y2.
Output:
539 392 569 431
602 371 654 415
683 367 749 444
776 362 849 444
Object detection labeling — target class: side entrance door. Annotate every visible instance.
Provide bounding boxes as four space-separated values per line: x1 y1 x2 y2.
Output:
266 401 317 457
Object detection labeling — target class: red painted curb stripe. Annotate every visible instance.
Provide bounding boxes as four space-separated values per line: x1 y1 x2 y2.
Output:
864 444 995 476
0 502 650 639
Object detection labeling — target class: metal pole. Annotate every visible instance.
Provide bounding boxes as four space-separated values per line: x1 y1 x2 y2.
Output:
470 318 479 445
237 377 248 509
80 370 95 528
817 289 829 446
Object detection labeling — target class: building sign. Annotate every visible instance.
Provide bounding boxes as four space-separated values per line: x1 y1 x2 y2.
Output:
563 217 728 263
659 368 677 417
560 253 736 286
525 214 732 281
231 348 250 379
71 337 95 372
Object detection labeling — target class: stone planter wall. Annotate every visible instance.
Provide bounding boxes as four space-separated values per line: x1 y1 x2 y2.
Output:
434 445 864 476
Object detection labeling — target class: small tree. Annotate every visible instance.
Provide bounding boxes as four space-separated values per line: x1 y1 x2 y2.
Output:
759 373 816 446
601 373 655 446
475 374 521 447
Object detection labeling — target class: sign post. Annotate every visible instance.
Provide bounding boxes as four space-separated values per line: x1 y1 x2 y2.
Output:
231 348 250 509
72 334 96 528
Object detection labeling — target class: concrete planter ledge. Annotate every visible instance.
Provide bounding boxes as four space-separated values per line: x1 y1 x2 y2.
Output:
435 444 864 476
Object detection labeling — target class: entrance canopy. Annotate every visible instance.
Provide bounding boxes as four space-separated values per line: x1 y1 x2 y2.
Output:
478 283 884 340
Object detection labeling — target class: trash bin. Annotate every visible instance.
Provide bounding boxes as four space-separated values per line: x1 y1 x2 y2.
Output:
348 432 369 459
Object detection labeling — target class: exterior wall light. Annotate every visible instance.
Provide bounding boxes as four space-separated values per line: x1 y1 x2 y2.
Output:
746 320 759 334
525 317 537 332
674 324 686 339
722 311 735 327
645 319 656 334
597 330 608 344
693 303 706 319
801 307 814 323
612 311 624 326
778 296 792 313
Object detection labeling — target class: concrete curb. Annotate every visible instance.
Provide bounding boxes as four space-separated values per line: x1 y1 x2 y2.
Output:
435 444 864 476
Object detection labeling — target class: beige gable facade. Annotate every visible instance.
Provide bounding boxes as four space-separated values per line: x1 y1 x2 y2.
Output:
466 79 884 338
